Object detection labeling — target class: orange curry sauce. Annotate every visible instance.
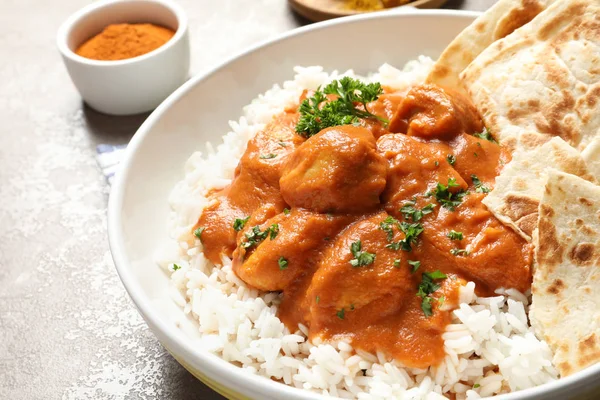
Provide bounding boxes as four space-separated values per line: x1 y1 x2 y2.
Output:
194 83 532 369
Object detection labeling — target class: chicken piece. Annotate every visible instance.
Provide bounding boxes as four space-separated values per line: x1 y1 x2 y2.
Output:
194 112 303 265
232 209 353 291
305 212 415 332
280 126 387 213
377 133 467 215
389 84 484 139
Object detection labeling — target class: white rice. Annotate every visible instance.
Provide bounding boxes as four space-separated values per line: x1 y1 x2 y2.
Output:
159 58 557 399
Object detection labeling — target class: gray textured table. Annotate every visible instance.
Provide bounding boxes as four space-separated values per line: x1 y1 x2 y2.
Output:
0 0 495 398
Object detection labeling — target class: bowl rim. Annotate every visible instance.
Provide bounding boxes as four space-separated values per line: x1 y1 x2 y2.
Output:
56 0 188 66
108 8 600 400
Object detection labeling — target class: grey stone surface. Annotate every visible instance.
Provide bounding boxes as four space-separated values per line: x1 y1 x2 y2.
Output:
0 0 494 399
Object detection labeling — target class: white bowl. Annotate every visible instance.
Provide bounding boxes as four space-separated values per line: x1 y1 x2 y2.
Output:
57 0 189 115
107 9 600 400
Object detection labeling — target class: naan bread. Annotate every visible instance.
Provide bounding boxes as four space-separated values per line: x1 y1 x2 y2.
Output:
582 136 600 182
482 137 595 240
530 169 600 377
461 0 600 151
426 0 555 92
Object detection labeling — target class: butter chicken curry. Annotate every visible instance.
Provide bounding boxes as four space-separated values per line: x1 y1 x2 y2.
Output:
193 78 531 369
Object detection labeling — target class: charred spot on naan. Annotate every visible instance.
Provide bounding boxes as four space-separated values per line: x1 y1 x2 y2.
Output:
545 278 564 295
536 203 563 270
569 243 595 266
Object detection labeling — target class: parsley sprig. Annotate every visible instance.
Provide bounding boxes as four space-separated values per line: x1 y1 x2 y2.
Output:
417 270 447 317
471 174 490 193
241 224 279 250
430 178 468 211
386 222 424 252
349 240 376 267
295 77 388 137
233 216 250 232
473 127 497 143
400 199 435 222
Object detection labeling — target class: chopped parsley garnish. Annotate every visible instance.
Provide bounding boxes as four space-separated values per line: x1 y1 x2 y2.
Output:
349 240 376 267
283 208 291 215
447 230 463 241
269 223 279 239
473 127 497 143
316 295 320 304
408 260 420 274
447 154 456 165
295 77 388 137
193 227 205 240
473 383 481 389
337 308 346 320
172 263 182 271
400 199 435 222
386 222 424 252
278 257 288 270
417 270 447 317
394 259 401 268
241 224 279 249
471 174 490 193
435 160 439 167
474 152 478 157
438 295 445 307
380 215 400 241
233 216 250 231
259 153 277 159
431 178 467 210
278 141 287 148
450 248 470 256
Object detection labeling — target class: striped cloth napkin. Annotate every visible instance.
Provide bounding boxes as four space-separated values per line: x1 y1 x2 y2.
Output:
96 144 127 185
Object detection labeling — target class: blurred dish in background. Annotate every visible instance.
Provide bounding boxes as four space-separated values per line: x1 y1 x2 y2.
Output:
288 0 448 22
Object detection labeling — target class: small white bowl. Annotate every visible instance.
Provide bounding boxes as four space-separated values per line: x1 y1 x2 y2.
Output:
57 0 190 115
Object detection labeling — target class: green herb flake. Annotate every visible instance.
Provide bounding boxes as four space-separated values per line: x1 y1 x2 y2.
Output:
269 223 279 240
295 77 388 137
471 174 491 193
408 260 421 274
349 240 376 267
193 227 205 240
278 141 288 148
447 230 464 241
337 308 345 320
450 248 470 256
386 222 424 252
380 215 400 241
447 154 456 166
438 295 445 307
393 259 401 268
400 199 435 222
172 263 182 271
278 256 288 270
283 208 291 215
316 295 320 304
473 384 481 389
259 153 277 159
473 127 497 143
474 152 478 157
233 216 250 232
431 178 467 211
241 224 280 250
416 270 448 317
434 160 439 167
350 304 355 311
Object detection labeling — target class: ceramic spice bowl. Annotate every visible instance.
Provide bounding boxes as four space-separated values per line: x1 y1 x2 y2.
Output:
57 0 190 115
